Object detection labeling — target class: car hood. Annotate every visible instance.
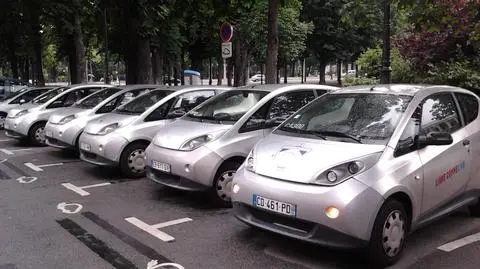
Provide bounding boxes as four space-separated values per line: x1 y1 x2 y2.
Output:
253 134 385 184
7 103 40 117
48 107 90 123
84 112 139 134
153 119 232 150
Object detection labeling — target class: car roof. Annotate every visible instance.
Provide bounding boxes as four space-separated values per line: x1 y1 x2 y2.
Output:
162 85 233 91
236 83 339 93
114 84 167 90
334 84 475 97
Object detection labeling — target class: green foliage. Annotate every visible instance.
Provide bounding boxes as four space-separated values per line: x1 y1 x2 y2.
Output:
422 60 480 92
356 46 415 83
342 76 378 87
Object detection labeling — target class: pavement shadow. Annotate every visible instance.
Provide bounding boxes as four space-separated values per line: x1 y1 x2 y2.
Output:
152 186 226 212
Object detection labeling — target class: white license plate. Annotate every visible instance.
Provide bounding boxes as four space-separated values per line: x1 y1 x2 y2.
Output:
151 160 171 173
253 195 296 217
80 143 91 151
45 130 53 137
4 124 9 129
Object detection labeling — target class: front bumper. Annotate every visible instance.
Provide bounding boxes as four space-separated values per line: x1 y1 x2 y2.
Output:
145 144 223 190
45 121 83 149
231 167 384 248
4 116 31 138
79 132 128 166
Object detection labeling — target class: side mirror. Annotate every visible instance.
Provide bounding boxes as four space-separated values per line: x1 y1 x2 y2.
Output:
19 99 26 104
416 132 453 148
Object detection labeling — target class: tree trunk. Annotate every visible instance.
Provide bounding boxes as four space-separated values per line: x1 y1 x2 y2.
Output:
134 39 152 84
336 59 342 86
151 46 164 84
265 0 279 84
32 33 45 86
319 61 327 84
233 37 248 87
217 57 223 85
70 0 87 84
283 59 287 84
209 58 212 85
23 59 29 82
276 64 280 84
355 63 359 78
8 39 18 79
226 58 234 86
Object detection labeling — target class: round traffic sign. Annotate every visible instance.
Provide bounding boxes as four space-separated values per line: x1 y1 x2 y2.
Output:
220 22 233 43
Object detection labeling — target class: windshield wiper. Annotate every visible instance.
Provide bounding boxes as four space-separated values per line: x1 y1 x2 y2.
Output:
279 126 327 140
315 130 362 143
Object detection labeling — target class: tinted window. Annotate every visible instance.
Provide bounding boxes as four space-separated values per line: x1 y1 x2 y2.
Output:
33 87 68 104
420 93 461 134
185 90 268 124
276 93 412 145
166 90 215 118
240 100 273 132
10 89 47 104
75 88 120 109
145 99 175 122
114 90 172 115
267 91 315 122
455 93 479 125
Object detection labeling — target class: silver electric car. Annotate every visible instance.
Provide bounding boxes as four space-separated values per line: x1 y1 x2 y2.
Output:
45 85 163 151
79 86 231 178
0 86 54 128
231 84 480 266
4 84 111 145
145 84 338 206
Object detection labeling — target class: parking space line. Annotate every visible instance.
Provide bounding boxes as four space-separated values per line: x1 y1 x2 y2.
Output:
0 139 13 142
24 162 43 172
61 182 111 196
125 217 192 242
437 232 480 252
0 148 31 155
37 163 63 168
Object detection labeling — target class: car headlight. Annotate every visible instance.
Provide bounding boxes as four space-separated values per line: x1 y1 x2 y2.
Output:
179 134 214 151
58 115 76 125
246 149 255 172
314 152 381 186
96 123 120 135
11 109 29 118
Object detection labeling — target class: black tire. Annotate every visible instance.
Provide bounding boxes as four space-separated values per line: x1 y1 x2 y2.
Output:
28 122 47 146
0 112 7 129
468 200 480 217
367 199 408 268
119 141 149 178
211 161 241 208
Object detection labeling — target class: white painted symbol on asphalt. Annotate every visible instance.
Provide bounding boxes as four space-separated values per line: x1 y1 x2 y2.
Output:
147 260 184 269
16 176 38 184
0 159 7 163
0 148 31 155
24 162 63 172
125 217 193 242
57 202 83 214
437 231 480 252
0 139 13 142
61 182 111 196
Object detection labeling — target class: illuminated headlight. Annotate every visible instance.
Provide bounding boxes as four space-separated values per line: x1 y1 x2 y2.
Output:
96 123 120 135
58 115 76 125
246 149 255 172
179 134 214 151
11 109 29 118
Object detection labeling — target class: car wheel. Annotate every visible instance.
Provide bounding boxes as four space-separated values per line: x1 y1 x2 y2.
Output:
367 199 408 267
0 112 7 129
120 141 149 178
28 122 47 146
211 161 241 208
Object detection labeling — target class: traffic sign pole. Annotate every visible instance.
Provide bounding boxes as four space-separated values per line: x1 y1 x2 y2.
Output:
220 22 234 85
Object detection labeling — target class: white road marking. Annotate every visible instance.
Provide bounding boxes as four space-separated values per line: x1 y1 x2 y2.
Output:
437 232 480 252
24 162 43 171
0 139 13 142
0 148 31 155
61 182 111 196
147 260 184 269
57 202 83 214
125 217 192 242
37 162 63 168
16 176 38 184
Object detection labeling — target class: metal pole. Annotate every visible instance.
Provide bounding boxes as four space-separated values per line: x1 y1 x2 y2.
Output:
104 8 109 84
381 0 392 84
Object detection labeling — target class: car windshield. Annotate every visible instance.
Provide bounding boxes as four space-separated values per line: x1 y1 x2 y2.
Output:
276 93 412 145
185 90 268 124
32 87 68 104
1 87 32 101
74 87 120 109
114 89 172 114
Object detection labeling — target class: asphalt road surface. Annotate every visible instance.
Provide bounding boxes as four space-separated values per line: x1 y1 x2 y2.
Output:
0 132 480 269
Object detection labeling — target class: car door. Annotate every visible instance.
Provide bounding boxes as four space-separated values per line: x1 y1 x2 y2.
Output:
137 90 216 139
419 92 470 214
263 90 316 135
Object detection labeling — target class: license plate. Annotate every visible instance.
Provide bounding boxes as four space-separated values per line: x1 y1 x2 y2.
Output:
80 143 91 151
253 195 296 217
45 130 53 137
151 160 171 173
4 124 8 129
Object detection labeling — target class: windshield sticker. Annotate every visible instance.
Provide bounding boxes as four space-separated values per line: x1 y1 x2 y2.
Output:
435 161 465 186
284 123 305 129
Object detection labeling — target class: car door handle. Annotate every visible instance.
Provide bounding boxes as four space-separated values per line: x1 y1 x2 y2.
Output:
463 140 471 146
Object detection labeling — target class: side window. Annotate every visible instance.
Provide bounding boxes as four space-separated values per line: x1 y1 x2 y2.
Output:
316 90 327 97
394 106 421 157
166 90 215 118
420 93 461 134
239 100 273 133
145 99 175 122
97 89 149 114
267 90 315 124
455 93 479 126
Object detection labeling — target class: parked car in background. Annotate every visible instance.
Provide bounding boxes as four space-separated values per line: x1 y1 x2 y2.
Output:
0 77 32 99
79 86 231 178
249 74 265 83
4 84 111 145
0 86 54 128
145 84 338 206
45 85 161 151
231 84 480 267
